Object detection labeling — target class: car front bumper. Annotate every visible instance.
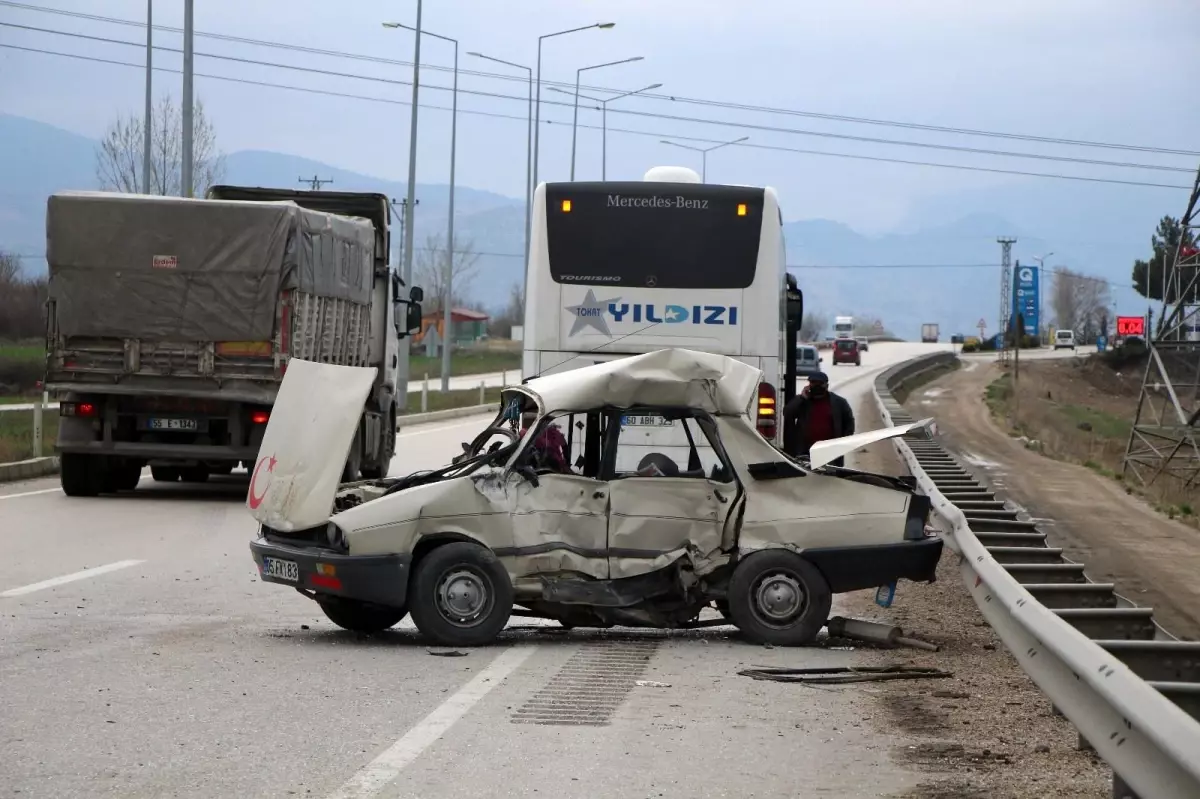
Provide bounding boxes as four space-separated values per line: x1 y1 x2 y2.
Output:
249 537 411 608
802 536 944 593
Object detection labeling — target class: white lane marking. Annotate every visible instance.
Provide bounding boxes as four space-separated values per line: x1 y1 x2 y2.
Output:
326 644 536 799
0 486 62 500
1 559 145 597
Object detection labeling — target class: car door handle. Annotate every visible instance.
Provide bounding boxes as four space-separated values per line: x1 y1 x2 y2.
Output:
714 490 728 504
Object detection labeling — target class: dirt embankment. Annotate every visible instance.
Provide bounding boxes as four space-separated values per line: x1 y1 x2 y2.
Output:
841 393 1109 799
914 358 1200 642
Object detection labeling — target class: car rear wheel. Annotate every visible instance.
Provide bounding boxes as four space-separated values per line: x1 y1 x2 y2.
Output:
727 550 832 646
318 597 407 633
410 542 513 647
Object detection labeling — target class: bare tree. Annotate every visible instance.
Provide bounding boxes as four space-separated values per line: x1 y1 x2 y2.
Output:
490 281 526 338
799 311 829 341
413 233 481 315
1052 268 1112 337
96 92 226 197
0 251 48 341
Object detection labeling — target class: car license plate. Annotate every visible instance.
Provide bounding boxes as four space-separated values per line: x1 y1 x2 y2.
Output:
621 415 674 427
261 557 299 583
149 417 199 431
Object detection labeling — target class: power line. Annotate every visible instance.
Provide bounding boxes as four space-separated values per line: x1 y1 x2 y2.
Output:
4 21 1194 178
4 0 1197 159
2 42 1192 192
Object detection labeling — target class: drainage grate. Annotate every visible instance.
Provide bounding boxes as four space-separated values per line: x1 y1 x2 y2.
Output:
510 639 660 726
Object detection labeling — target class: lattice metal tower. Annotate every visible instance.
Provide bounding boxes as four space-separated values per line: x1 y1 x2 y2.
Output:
997 237 1016 365
1122 165 1200 490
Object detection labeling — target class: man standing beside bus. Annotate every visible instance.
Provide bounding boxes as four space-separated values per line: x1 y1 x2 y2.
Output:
781 371 855 467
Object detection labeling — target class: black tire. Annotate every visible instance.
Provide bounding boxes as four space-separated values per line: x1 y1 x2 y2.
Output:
318 597 407 632
179 466 209 483
105 462 141 492
151 466 180 483
61 453 102 497
359 412 394 480
341 423 363 483
410 542 513 647
727 550 832 646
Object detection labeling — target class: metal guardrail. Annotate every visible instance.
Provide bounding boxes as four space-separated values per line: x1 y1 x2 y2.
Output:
874 352 1200 799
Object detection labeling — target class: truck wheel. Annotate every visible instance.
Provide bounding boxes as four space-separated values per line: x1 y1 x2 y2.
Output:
410 542 513 647
104 462 141 492
341 425 363 483
360 412 394 480
727 550 832 646
61 453 102 497
151 466 180 483
318 597 407 633
179 466 209 483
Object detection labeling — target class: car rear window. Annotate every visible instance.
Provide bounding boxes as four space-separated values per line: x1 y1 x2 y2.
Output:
798 349 816 361
836 340 855 350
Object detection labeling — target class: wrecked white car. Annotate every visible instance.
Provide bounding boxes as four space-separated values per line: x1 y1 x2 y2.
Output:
247 349 942 647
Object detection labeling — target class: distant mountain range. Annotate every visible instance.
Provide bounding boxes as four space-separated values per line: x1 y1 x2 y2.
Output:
0 113 1165 339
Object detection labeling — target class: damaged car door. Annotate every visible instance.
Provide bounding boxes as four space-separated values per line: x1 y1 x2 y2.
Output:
603 410 736 579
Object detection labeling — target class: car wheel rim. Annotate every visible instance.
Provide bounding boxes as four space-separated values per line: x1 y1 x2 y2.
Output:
752 571 806 627
436 568 492 627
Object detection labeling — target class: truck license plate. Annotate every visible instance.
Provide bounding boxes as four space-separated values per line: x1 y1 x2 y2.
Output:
149 417 199 431
261 557 299 583
621 415 674 427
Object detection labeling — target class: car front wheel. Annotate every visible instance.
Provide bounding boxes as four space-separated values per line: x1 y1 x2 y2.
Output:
318 597 407 632
727 550 832 646
410 542 513 646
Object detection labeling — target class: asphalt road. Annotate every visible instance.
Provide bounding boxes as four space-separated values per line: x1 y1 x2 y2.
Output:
1 342 954 799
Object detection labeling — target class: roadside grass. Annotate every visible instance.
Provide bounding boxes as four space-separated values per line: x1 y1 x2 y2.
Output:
0 340 45 400
409 350 520 379
0 408 57 464
983 362 1196 531
401 386 504 415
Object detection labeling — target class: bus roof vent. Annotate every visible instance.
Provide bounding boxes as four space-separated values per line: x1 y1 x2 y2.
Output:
643 165 701 184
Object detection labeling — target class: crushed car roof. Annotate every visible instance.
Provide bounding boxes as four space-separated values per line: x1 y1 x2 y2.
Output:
514 348 764 416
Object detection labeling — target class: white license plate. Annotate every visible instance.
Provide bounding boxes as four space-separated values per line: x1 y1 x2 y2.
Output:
621 415 674 427
261 556 299 583
149 417 199 431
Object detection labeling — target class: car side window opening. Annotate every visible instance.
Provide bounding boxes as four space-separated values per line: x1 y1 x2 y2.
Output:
603 409 730 481
513 409 607 479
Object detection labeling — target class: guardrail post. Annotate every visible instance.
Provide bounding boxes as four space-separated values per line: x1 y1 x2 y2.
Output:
32 393 44 459
478 380 485 405
502 369 507 388
421 373 429 413
1112 773 1141 799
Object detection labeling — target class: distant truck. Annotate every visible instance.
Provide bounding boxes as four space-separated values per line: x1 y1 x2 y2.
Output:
43 187 423 497
921 323 939 343
833 316 855 339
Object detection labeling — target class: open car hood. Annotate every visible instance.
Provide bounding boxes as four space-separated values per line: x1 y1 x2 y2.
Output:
807 418 935 470
246 358 378 532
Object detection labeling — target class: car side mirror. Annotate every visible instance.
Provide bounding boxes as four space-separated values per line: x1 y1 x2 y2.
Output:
405 301 422 335
409 286 424 303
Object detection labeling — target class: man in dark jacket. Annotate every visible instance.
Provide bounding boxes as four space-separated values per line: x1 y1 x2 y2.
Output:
782 371 855 467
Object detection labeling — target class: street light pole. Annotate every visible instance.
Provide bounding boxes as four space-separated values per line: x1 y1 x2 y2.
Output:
180 0 194 197
532 23 615 193
385 22 458 392
1033 252 1052 345
381 1 422 407
142 0 152 194
569 57 643 181
550 83 661 180
469 52 533 271
658 135 749 182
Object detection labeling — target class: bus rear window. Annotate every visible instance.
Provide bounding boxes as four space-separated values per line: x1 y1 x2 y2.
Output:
545 183 764 289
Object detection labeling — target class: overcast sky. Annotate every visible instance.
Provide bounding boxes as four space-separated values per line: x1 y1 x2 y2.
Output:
1 0 1197 234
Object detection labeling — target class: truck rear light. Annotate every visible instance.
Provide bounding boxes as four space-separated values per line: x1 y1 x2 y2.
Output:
62 401 98 418
756 382 777 440
250 410 270 424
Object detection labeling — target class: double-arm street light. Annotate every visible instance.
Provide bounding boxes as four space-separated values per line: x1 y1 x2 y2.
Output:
549 83 661 180
469 51 532 273
383 20 459 392
569 57 643 180
1032 252 1053 344
658 135 749 182
532 23 615 192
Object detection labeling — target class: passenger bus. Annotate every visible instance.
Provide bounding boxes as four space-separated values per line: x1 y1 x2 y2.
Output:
521 166 803 467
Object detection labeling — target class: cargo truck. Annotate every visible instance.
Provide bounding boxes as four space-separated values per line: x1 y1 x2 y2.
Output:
833 316 854 339
921 323 939 343
43 187 423 497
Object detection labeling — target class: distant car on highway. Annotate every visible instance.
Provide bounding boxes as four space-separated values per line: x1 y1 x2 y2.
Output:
856 337 869 352
831 338 862 366
1054 329 1076 350
796 345 822 377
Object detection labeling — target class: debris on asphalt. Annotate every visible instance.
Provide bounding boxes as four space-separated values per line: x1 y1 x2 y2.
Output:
738 665 953 685
826 616 941 652
427 649 468 657
635 680 672 688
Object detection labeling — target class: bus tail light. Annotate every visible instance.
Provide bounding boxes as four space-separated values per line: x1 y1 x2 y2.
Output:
756 382 777 440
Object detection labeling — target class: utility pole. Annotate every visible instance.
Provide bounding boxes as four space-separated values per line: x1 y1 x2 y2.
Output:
180 0 194 197
997 237 1016 366
142 0 153 194
397 0 423 407
299 175 333 190
390 197 420 259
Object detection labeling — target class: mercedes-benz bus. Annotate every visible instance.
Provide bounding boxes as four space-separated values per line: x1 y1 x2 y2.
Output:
520 166 803 465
